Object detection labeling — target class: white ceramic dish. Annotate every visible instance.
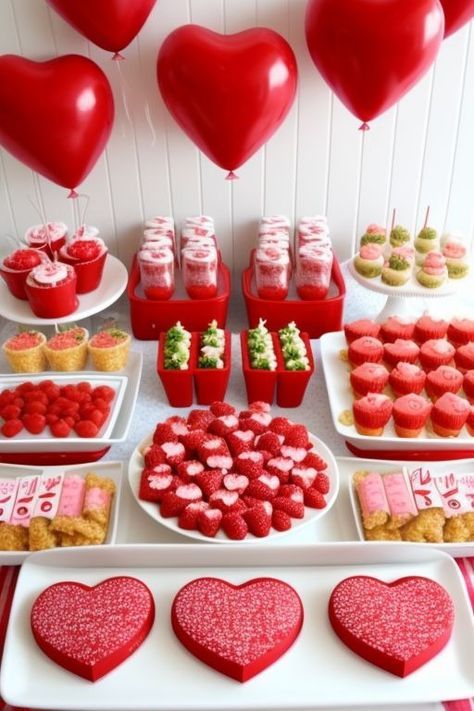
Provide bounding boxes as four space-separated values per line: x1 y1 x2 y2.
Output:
0 352 142 453
0 373 127 442
320 330 474 453
0 460 122 564
1 543 473 710
0 255 128 326
128 432 339 544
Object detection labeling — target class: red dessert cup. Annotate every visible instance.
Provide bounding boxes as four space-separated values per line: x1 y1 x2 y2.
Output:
59 241 107 294
0 249 49 300
194 331 231 405
25 263 78 318
240 331 277 405
275 332 314 408
157 332 197 407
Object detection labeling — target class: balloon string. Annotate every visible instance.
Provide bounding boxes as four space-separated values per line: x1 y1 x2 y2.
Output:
79 193 90 227
225 171 239 181
144 100 157 147
114 58 133 130
359 122 370 131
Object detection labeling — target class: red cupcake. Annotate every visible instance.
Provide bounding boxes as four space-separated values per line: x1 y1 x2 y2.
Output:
25 262 77 318
425 365 463 401
389 362 426 396
413 315 449 344
348 336 384 368
419 339 455 371
350 362 389 398
0 248 49 300
383 339 419 367
344 319 381 344
466 408 474 436
448 318 474 347
455 343 474 373
463 370 474 404
353 393 393 436
59 237 108 294
392 394 432 438
431 392 470 437
380 316 415 343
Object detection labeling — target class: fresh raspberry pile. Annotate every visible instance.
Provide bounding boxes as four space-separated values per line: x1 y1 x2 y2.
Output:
138 401 331 540
0 381 116 438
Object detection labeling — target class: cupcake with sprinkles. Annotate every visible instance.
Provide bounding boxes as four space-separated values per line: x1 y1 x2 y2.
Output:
2 330 46 373
389 362 426 397
353 393 393 436
43 327 89 371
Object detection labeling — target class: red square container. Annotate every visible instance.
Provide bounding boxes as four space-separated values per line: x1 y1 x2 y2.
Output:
157 332 198 407
128 254 231 340
194 331 231 405
275 332 314 408
242 250 345 339
240 331 278 404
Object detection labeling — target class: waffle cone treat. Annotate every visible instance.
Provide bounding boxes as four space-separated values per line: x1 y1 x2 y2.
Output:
2 330 46 373
43 327 89 371
88 328 131 371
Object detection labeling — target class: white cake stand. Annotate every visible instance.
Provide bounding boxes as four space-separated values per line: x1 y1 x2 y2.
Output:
0 255 128 326
347 259 472 320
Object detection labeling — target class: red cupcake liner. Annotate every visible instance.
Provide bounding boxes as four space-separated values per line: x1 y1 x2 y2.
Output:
431 394 470 432
425 366 463 400
380 319 415 343
463 371 474 403
389 367 426 397
350 364 389 397
194 331 231 405
392 395 431 429
383 341 419 367
352 396 393 429
448 321 474 347
454 345 474 373
60 250 107 294
348 337 384 367
25 273 78 319
344 319 380 344
413 317 449 344
419 341 455 371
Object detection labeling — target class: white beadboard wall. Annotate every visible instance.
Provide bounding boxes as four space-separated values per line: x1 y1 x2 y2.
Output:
0 0 473 272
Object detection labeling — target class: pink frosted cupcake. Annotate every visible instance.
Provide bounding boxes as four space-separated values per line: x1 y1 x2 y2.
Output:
0 248 49 299
389 362 426 397
448 318 474 348
383 339 419 367
463 370 474 404
344 319 381 344
353 393 393 436
350 362 389 398
392 394 432 438
25 222 67 257
353 244 384 278
25 262 77 318
425 365 463 401
360 224 386 247
419 339 455 371
431 392 470 437
414 315 449 343
442 235 469 279
348 336 384 368
416 251 448 288
59 237 108 294
455 343 474 373
380 316 415 343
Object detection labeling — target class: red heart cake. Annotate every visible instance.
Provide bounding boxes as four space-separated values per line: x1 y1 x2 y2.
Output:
328 575 454 677
172 576 303 682
31 576 155 681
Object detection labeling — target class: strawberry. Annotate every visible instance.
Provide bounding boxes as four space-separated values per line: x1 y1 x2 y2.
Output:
64 416 76 428
244 503 272 537
187 409 215 431
303 451 328 470
249 401 271 413
166 416 189 436
280 445 307 463
304 488 327 509
272 496 305 519
234 451 264 479
272 509 292 532
50 419 72 438
210 401 236 417
313 471 330 494
255 431 281 456
160 441 186 467
291 466 317 490
139 466 174 502
160 491 188 517
179 428 206 454
226 429 255 455
241 495 264 509
1 418 23 437
246 473 280 500
197 508 222 537
284 424 309 448
195 469 224 498
177 460 205 482
0 390 14 407
153 422 178 444
74 420 99 438
279 484 304 502
266 457 294 484
243 412 272 434
223 473 249 495
22 413 46 435
208 415 239 437
206 453 233 469
45 413 59 426
175 483 202 504
179 501 209 530
1 405 21 421
221 513 248 540
144 444 167 468
92 397 109 413
87 408 106 428
24 401 47 415
209 489 240 512
91 385 114 401
269 416 293 437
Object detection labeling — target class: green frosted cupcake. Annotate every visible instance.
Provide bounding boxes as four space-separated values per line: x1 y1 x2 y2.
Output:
360 223 386 247
390 225 411 248
354 244 384 278
415 226 439 254
381 254 411 286
416 252 448 288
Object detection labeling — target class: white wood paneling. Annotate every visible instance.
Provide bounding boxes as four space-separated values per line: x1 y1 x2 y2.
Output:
0 0 473 267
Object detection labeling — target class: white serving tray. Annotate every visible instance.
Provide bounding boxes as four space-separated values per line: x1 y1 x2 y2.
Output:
320 330 474 453
128 432 339 544
1 544 473 710
0 351 142 453
0 460 122 564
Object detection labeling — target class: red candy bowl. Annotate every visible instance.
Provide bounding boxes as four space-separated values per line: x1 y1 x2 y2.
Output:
25 262 78 319
194 331 231 405
59 238 108 294
0 249 49 300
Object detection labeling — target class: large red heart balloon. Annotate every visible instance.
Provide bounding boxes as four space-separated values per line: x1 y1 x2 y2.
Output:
0 55 114 192
46 0 157 55
440 0 474 37
305 0 445 125
157 25 298 178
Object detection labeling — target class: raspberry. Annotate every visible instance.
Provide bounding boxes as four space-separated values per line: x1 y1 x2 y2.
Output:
64 416 76 428
241 495 264 509
221 513 248 540
177 460 205 482
139 466 174 502
303 451 328 470
223 473 249 495
153 422 178 445
272 496 305 519
50 419 72 438
1 418 23 437
313 472 330 494
74 420 99 438
209 489 240 512
209 401 236 417
234 451 264 479
160 491 188 518
92 397 109 413
284 424 309 448
87 409 106 428
291 466 317 490
226 429 255 455
304 488 327 509
266 457 293 484
197 508 222 537
272 509 292 532
195 469 224 498
269 416 293 437
246 474 280 501
208 415 239 437
255 431 281 456
244 505 272 537
92 385 114 401
1 405 21 421
24 401 47 416
187 409 215 431
179 501 209 530
249 401 271 413
279 484 304 502
144 444 167 468
22 413 46 435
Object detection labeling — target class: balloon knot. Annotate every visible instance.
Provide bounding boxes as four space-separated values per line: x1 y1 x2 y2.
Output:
112 52 125 61
359 122 370 131
67 189 79 199
225 171 239 181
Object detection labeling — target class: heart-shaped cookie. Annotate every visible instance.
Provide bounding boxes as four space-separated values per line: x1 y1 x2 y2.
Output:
31 576 155 681
172 577 303 681
329 575 454 677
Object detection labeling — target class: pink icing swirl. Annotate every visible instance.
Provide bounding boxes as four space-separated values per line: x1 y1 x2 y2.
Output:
30 261 69 285
359 244 383 260
366 223 386 236
422 251 446 275
442 239 467 260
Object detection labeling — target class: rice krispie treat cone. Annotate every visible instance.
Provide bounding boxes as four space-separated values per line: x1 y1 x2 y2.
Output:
2 330 46 373
43 327 89 371
88 328 131 371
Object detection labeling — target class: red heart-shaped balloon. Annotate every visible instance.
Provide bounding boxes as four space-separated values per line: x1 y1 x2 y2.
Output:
305 0 444 125
440 0 474 37
0 55 114 193
46 0 157 54
157 26 298 177
31 577 155 681
329 576 455 677
172 577 303 681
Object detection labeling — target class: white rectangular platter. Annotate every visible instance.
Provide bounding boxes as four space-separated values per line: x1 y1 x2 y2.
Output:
0 351 142 452
320 331 474 452
1 544 473 710
0 460 122 565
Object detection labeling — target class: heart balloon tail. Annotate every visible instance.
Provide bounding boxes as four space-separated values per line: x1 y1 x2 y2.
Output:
112 53 126 62
225 171 239 181
67 189 79 199
359 122 370 131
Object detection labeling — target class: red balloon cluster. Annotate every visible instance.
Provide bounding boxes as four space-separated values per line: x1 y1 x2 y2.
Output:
439 0 474 37
0 55 114 193
157 25 298 178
